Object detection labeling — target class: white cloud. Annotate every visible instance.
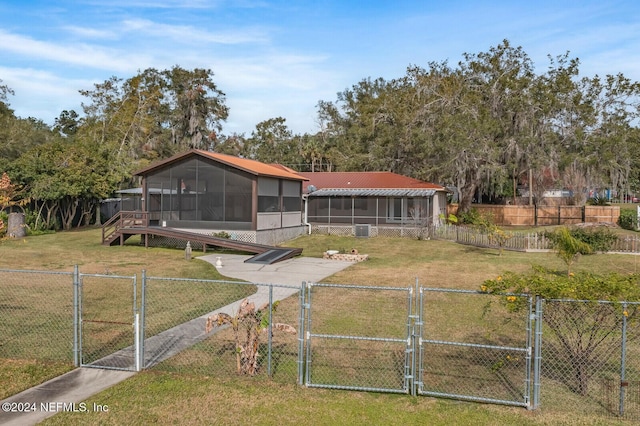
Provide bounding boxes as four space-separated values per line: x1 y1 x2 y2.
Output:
0 67 90 123
120 18 269 45
62 25 119 40
0 30 148 73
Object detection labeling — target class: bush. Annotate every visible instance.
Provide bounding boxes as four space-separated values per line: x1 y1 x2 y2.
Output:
457 208 483 225
0 211 6 238
212 231 231 239
24 208 52 235
545 226 618 252
482 266 640 396
618 208 637 231
568 226 618 252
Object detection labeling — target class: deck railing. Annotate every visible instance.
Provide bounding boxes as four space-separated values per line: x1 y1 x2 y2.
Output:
102 211 148 244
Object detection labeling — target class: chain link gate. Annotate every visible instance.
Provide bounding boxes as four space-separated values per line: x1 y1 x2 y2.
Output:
78 272 142 371
416 288 538 408
302 283 415 393
301 282 540 407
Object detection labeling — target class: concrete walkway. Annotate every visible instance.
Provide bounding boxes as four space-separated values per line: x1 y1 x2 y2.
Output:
0 254 353 426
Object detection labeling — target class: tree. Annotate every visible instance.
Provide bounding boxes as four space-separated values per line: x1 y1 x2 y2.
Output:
79 66 229 168
164 66 229 150
314 40 640 211
0 82 54 172
483 266 640 396
0 172 28 213
53 110 80 137
12 138 120 230
205 298 296 376
243 117 296 164
547 227 592 275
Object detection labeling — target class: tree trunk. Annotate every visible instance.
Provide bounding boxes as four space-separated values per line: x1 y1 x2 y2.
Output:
457 181 478 214
7 212 26 238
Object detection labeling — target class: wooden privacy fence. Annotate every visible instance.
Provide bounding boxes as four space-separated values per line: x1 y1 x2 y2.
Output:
448 205 620 226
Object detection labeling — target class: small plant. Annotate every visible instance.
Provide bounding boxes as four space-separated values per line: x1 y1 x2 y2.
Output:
212 231 231 239
205 298 296 376
487 227 513 256
586 195 610 206
461 211 512 255
438 212 458 225
547 227 592 276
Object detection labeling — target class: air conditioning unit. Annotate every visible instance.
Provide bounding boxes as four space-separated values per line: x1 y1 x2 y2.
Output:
354 224 371 238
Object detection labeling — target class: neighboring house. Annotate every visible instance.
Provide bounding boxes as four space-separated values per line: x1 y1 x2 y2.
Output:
131 149 308 244
300 172 448 234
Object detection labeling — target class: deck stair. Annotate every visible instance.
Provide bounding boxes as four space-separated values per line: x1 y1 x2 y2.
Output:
101 211 302 264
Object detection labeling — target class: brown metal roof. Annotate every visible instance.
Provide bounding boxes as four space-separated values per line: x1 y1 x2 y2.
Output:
299 171 445 192
134 149 307 181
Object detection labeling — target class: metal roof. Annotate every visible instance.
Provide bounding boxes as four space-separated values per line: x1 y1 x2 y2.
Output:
299 171 446 195
134 149 308 181
308 188 437 197
299 171 445 190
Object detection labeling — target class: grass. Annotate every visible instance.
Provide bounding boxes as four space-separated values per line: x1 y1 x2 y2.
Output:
2 226 640 424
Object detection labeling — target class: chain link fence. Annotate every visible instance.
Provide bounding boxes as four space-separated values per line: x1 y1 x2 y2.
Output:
142 277 301 383
0 269 76 399
3 266 640 422
540 300 640 420
0 269 75 363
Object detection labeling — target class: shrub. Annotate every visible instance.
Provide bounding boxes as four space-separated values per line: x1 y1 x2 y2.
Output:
545 226 618 253
618 208 637 231
482 267 640 396
568 226 618 252
0 211 6 239
457 208 483 225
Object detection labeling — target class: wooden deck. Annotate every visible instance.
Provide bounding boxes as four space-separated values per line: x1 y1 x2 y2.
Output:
101 211 302 264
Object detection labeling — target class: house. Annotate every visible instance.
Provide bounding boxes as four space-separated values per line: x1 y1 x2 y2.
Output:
130 149 308 245
299 171 448 236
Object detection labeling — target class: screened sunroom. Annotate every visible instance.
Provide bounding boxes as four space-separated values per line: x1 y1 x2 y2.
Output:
134 150 307 234
300 171 449 232
306 189 438 226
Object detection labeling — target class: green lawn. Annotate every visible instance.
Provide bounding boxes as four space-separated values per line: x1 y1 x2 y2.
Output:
1 226 638 425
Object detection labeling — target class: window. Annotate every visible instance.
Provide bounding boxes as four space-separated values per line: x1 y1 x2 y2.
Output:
282 180 301 212
387 197 429 223
258 177 280 212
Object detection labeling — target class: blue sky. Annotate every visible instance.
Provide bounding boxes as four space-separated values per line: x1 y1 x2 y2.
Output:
1 1 639 136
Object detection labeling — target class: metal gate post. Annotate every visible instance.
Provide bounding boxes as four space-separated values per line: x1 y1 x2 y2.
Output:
619 302 629 416
405 281 415 395
132 274 140 372
416 285 425 395
297 282 307 385
304 282 314 386
140 270 147 370
525 295 533 409
73 265 80 367
267 285 273 376
532 296 543 409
